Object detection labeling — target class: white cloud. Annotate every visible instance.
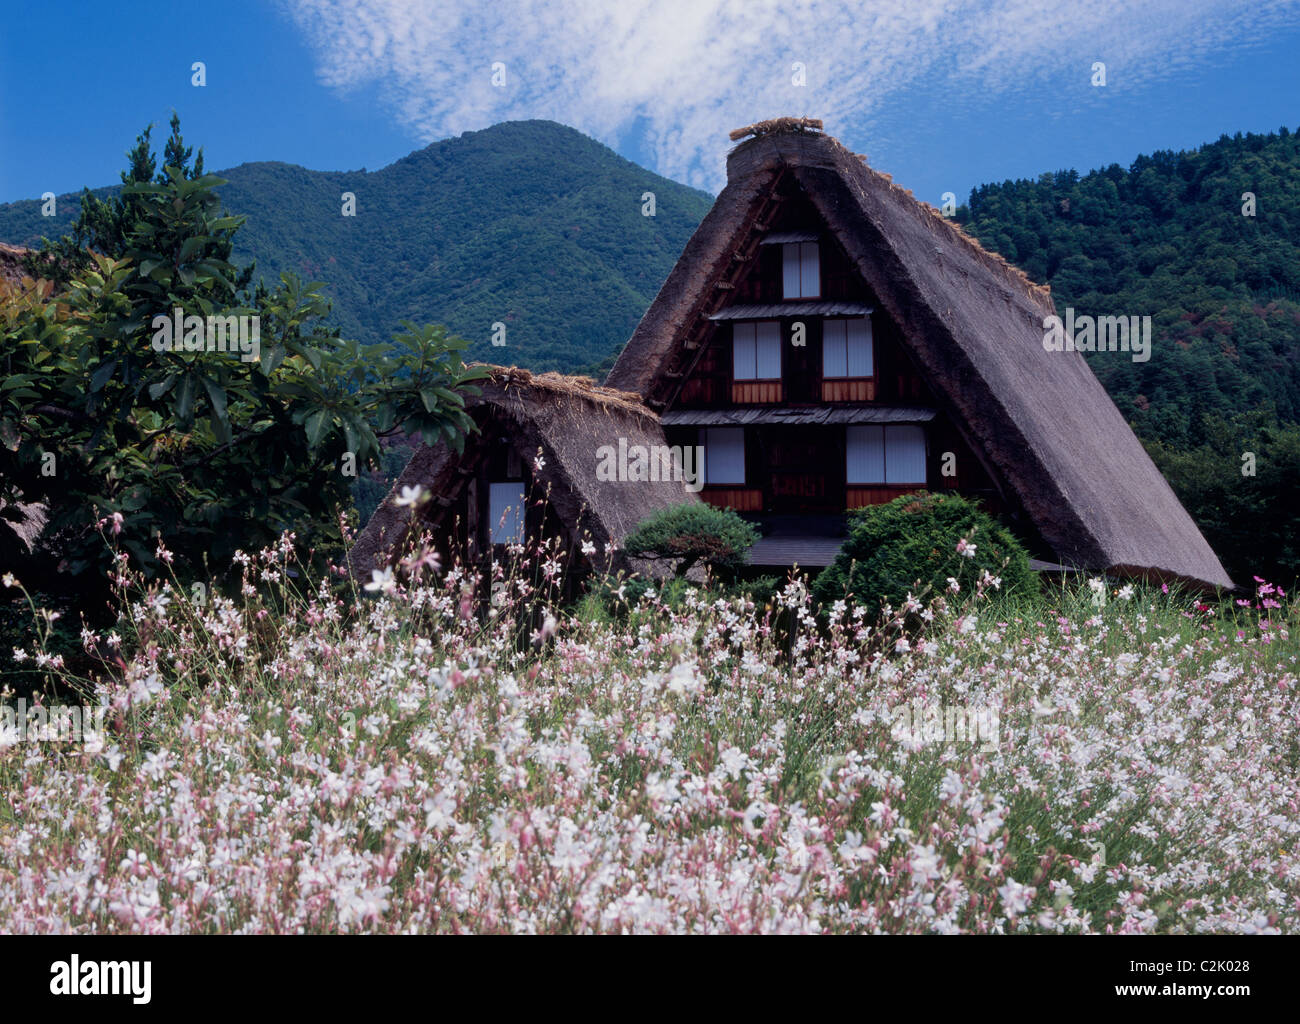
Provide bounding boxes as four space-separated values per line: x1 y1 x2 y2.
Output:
282 0 1300 189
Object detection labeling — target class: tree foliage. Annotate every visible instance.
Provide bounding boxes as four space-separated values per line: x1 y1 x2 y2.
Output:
1146 412 1300 587
957 126 1300 446
24 115 224 290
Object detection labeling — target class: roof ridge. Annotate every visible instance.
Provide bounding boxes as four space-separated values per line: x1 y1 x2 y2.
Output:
472 363 658 420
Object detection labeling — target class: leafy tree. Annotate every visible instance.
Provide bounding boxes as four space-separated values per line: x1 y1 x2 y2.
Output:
1146 412 1300 588
24 115 230 290
0 123 487 608
813 493 1035 612
622 503 760 581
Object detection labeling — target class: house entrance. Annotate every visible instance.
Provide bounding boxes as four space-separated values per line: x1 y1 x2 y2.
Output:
761 426 844 514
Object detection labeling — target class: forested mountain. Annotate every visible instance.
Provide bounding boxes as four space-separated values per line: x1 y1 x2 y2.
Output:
0 120 713 373
955 126 1300 448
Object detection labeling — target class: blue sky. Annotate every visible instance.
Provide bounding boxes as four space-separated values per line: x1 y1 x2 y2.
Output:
2 0 1298 209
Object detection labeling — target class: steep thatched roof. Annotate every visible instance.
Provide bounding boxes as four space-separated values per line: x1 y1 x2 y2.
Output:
349 366 699 580
607 124 1232 590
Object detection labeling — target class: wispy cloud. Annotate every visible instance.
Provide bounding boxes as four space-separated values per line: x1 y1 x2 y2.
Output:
282 0 1300 188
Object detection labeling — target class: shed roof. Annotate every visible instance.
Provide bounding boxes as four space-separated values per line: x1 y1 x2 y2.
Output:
349 366 698 581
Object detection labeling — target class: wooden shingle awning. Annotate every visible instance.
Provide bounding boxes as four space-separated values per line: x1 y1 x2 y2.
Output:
662 406 936 427
759 230 819 244
748 536 844 568
708 301 873 320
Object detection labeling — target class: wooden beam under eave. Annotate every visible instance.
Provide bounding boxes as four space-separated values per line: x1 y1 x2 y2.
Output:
659 168 785 411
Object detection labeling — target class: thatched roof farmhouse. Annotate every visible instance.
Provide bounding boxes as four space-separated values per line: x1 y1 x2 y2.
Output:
605 119 1232 590
349 367 699 584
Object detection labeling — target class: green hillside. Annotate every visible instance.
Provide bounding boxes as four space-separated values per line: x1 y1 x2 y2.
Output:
955 127 1300 447
0 120 713 374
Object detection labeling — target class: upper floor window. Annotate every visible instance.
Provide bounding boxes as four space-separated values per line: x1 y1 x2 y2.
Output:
823 317 873 379
733 321 781 380
782 241 820 299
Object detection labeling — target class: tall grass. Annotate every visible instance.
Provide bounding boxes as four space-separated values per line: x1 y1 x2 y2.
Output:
0 526 1295 933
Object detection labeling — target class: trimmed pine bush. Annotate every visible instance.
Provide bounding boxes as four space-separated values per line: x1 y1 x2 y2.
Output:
622 503 760 581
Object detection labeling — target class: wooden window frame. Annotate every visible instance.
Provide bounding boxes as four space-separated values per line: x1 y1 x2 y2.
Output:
821 316 874 380
781 241 821 300
701 426 747 486
487 480 527 545
846 424 928 487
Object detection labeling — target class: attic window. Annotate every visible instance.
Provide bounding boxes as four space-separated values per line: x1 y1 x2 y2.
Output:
733 321 781 380
846 425 927 485
782 242 820 299
822 317 873 379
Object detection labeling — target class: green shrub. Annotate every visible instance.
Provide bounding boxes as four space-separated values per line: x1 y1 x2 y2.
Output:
813 492 1035 612
622 503 760 581
729 575 780 608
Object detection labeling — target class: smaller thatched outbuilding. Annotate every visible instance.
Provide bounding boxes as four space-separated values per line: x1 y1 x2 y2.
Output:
349 366 701 585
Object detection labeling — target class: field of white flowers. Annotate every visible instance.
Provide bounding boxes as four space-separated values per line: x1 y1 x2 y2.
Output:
1 534 1297 934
